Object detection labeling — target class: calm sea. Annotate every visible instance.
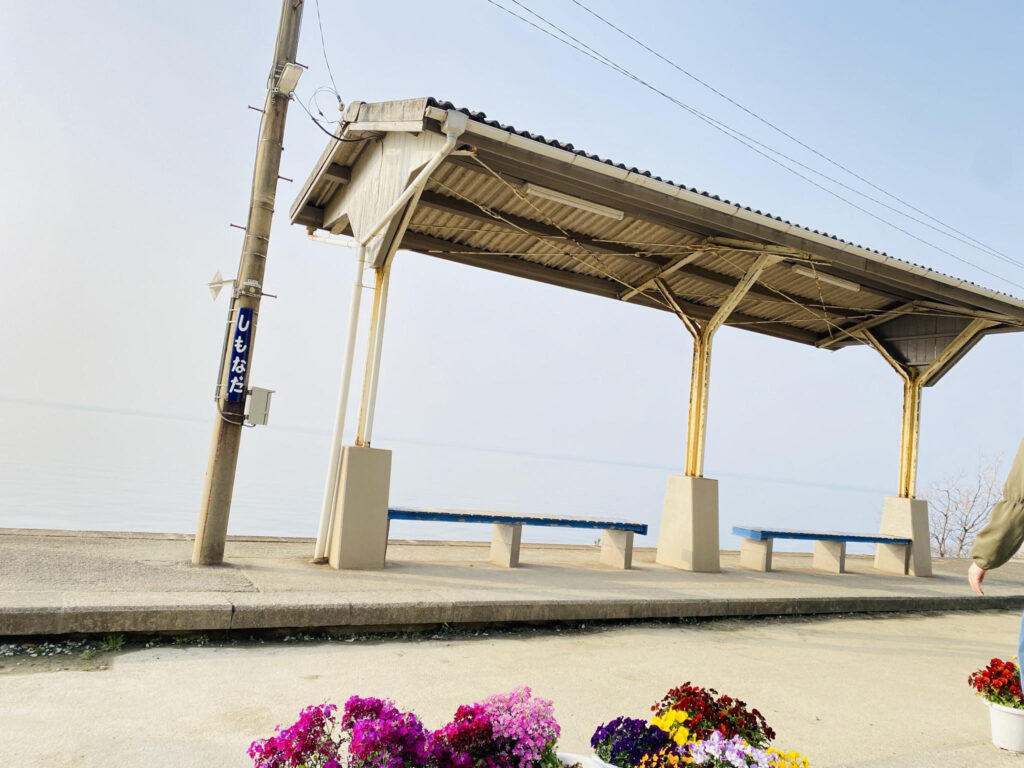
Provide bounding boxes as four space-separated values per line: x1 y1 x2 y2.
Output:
0 400 886 551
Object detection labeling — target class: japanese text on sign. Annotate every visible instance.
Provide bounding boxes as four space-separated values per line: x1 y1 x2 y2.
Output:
226 307 253 403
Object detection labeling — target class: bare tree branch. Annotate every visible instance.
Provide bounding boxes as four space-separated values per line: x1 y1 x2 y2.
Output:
925 453 1005 558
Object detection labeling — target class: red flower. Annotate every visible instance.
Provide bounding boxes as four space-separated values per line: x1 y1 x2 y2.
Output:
969 659 1024 709
652 683 775 748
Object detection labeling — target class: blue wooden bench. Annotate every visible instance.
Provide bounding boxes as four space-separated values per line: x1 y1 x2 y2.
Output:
732 526 913 574
388 507 648 569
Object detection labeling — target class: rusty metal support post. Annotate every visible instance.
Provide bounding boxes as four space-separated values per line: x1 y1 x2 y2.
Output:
674 252 778 477
898 376 923 498
860 318 994 499
685 336 713 477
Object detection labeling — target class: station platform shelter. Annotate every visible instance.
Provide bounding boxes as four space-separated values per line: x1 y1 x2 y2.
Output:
285 97 1024 576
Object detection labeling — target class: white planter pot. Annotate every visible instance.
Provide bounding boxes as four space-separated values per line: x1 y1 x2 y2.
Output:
556 754 617 768
557 754 601 768
987 700 1024 752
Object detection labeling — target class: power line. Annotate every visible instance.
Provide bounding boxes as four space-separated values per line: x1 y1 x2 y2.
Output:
292 92 366 143
568 0 1012 265
308 85 342 124
483 0 1024 291
502 0 1024 274
313 0 342 103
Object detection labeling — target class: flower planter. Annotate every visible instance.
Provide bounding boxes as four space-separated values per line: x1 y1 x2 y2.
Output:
556 753 617 768
987 701 1024 752
556 753 598 768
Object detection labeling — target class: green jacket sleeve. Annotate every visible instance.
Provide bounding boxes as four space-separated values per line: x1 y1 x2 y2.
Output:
972 437 1024 571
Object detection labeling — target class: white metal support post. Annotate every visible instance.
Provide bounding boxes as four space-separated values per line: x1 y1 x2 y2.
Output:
313 244 368 562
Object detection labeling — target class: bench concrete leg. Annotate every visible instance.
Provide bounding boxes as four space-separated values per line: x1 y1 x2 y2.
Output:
875 497 930 576
813 540 846 573
739 537 772 572
599 530 634 569
656 475 720 572
328 446 392 570
490 523 522 567
875 542 911 575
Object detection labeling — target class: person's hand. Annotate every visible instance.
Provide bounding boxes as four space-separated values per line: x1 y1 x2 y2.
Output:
969 562 987 595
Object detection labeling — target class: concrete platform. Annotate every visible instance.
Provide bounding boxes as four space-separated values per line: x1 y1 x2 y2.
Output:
2 528 1023 636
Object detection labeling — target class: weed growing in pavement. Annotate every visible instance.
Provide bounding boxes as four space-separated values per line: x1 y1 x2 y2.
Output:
96 634 124 652
171 633 210 647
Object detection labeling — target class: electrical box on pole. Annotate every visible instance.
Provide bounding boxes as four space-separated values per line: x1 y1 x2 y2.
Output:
245 387 275 426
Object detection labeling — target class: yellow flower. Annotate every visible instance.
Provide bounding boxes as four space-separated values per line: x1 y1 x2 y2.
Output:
650 710 691 746
638 746 685 768
766 747 810 768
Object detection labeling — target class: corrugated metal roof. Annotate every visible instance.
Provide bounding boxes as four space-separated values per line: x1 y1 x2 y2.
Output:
423 98 1020 304
290 97 1024 374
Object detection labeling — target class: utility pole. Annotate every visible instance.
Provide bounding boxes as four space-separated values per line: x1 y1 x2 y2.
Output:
193 0 304 565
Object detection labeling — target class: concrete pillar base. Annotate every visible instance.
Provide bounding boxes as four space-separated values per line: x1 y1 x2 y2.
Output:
656 475 720 572
490 523 522 567
875 496 932 577
328 446 392 570
813 540 846 573
600 530 635 569
739 537 772 571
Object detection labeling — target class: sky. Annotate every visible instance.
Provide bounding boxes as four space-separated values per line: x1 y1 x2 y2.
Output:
1 0 1022 547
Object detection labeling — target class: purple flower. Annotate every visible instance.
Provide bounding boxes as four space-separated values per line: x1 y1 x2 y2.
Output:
682 732 771 768
590 717 672 768
248 703 341 768
345 698 435 768
342 696 401 729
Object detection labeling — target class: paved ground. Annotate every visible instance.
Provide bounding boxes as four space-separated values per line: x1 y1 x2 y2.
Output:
3 611 1023 767
4 529 1024 766
3 529 1024 635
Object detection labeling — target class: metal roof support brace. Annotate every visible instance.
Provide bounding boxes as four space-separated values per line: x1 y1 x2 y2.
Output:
620 251 705 302
672 253 780 477
858 318 995 498
816 302 918 350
